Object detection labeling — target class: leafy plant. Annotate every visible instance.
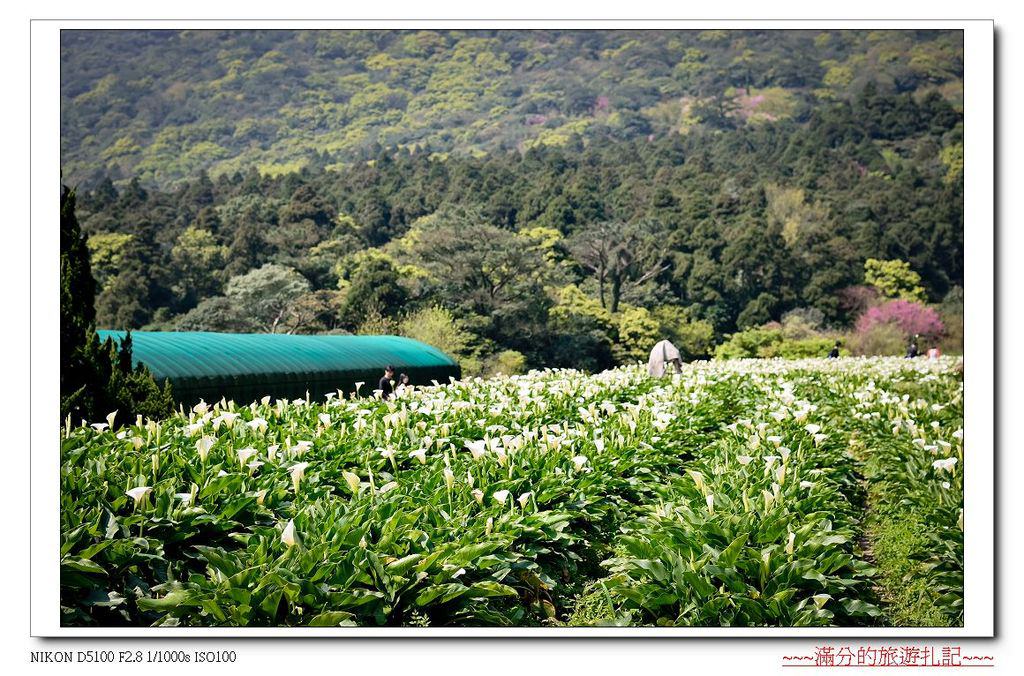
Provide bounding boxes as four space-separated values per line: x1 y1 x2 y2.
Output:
60 356 963 628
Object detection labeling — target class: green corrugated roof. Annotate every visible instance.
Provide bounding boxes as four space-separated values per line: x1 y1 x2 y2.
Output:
97 331 460 405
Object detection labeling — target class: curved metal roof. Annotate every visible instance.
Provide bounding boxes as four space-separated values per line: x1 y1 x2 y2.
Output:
97 331 460 405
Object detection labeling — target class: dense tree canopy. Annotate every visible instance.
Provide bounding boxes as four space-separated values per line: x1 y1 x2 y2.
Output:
62 29 964 374
61 29 963 188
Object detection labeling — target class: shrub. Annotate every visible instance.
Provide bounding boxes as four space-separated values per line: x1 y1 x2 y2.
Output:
714 327 783 360
482 350 527 377
716 324 847 360
651 305 715 361
938 315 963 355
612 306 661 364
398 305 492 377
937 287 964 355
761 337 840 359
847 322 906 356
855 300 944 339
780 307 825 340
399 306 478 362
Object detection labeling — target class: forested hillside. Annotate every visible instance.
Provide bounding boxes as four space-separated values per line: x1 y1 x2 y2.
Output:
61 29 962 187
61 29 964 375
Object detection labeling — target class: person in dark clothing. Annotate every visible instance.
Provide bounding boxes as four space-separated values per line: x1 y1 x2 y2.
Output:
828 340 841 358
906 335 920 358
378 364 395 399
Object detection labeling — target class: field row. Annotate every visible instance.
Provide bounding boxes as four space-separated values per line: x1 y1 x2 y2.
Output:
60 356 964 627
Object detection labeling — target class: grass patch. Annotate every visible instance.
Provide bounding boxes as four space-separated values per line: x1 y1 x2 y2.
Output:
869 511 952 627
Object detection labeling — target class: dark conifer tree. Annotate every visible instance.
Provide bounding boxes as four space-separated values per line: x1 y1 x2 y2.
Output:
60 185 99 421
60 185 173 423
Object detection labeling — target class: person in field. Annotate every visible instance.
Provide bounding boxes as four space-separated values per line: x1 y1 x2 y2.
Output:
648 339 683 377
378 364 396 399
828 340 841 358
906 335 920 358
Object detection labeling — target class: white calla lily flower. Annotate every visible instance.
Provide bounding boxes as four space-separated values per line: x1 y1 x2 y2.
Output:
126 486 152 503
466 440 488 460
281 520 297 547
343 471 361 493
236 447 258 466
196 436 216 462
289 462 310 492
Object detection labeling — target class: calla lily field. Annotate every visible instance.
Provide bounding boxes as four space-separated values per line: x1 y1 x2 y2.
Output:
60 356 964 627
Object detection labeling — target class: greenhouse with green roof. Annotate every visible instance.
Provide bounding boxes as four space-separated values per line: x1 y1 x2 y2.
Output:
96 331 461 406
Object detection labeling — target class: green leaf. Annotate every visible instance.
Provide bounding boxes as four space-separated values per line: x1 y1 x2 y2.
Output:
260 589 283 617
61 557 107 575
386 553 423 575
842 598 882 617
466 581 518 598
681 571 716 598
719 533 747 567
137 589 197 611
308 611 356 626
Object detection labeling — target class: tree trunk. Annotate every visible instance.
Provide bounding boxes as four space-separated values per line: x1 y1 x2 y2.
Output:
270 306 287 334
609 276 622 314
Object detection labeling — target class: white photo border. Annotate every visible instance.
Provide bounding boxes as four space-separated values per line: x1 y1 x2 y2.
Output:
31 18 995 638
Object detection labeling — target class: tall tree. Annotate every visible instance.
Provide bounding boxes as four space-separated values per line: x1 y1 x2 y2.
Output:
60 186 173 422
223 264 312 333
413 222 557 357
338 256 408 329
568 220 671 314
61 186 98 420
169 226 229 309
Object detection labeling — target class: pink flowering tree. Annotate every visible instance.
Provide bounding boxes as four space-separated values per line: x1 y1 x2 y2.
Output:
855 299 945 339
